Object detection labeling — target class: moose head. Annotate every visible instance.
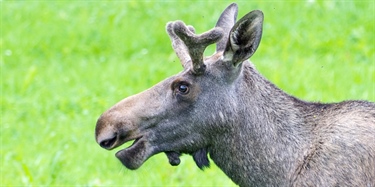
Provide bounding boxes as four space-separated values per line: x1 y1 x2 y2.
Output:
95 3 263 170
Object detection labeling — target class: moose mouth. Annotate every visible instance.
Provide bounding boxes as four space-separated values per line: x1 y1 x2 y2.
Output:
120 137 142 151
115 136 154 170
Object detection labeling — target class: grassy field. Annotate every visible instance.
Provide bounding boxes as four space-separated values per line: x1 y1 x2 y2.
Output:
1 1 374 186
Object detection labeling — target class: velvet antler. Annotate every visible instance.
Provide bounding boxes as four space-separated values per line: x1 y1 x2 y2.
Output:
167 21 223 75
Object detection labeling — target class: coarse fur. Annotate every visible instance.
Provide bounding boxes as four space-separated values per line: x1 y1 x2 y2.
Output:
95 3 375 187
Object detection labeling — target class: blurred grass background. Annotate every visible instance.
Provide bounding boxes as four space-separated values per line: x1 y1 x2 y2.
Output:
1 0 374 186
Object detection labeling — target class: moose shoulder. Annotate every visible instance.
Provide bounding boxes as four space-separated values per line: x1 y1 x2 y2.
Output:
95 3 375 187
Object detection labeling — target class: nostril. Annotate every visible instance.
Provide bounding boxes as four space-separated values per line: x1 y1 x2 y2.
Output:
99 134 117 149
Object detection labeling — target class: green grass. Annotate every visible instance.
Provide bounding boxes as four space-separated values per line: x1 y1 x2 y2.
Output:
1 1 374 186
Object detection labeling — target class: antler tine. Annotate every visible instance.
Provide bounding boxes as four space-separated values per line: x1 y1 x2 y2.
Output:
173 21 224 75
166 22 191 69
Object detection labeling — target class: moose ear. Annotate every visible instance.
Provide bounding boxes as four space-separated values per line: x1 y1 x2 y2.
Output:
223 10 263 67
215 3 238 52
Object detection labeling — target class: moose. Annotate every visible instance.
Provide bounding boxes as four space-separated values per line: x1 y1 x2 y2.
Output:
95 3 375 186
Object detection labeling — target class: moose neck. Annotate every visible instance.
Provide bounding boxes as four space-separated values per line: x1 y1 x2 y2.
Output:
209 62 312 186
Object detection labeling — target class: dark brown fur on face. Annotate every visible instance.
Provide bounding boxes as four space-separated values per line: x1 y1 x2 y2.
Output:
95 3 375 187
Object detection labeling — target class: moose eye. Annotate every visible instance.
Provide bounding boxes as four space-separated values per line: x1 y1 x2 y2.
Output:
178 84 189 94
172 80 191 96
